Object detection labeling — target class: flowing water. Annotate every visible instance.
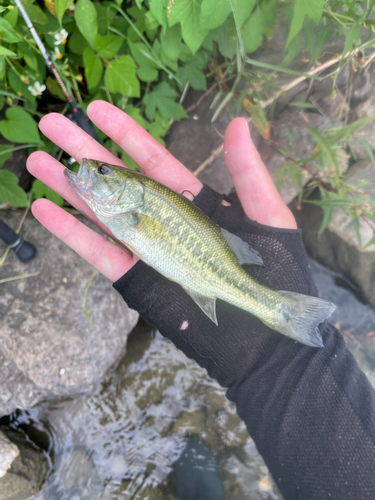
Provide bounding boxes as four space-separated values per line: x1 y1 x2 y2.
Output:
5 259 375 500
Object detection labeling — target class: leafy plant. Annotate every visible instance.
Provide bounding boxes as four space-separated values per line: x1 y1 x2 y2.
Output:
0 0 373 247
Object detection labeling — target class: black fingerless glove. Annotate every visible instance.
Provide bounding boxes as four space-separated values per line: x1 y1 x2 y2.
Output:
114 185 375 500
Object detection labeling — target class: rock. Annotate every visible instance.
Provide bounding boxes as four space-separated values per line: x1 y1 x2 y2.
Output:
0 431 19 478
167 89 236 195
347 64 375 160
292 159 375 309
0 209 139 417
263 109 346 204
0 426 48 500
173 437 225 500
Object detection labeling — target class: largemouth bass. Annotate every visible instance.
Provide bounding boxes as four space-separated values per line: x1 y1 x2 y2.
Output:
65 159 335 347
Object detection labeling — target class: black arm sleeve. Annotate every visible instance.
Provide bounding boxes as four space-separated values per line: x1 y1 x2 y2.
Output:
113 185 375 500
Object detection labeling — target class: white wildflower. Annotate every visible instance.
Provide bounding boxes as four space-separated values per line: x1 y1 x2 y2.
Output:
54 28 68 45
28 81 46 96
52 47 63 61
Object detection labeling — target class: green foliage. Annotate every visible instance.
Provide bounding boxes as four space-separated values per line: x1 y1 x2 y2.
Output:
0 0 373 246
0 108 41 144
0 170 28 207
32 179 64 207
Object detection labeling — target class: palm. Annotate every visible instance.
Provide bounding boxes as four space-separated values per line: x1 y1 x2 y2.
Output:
27 101 296 282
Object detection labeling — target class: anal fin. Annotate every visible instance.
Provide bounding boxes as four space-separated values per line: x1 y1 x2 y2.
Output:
221 228 264 266
184 288 218 325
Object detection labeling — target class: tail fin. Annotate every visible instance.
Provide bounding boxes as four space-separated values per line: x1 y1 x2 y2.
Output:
266 291 336 347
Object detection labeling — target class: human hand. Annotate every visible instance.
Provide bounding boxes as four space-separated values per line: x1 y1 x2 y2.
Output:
27 101 296 282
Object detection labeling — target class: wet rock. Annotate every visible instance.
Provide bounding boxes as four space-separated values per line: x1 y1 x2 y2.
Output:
0 209 139 417
0 426 48 500
173 437 225 500
0 430 19 478
292 159 375 309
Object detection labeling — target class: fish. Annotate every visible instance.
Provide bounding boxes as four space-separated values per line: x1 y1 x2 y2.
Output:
65 159 336 347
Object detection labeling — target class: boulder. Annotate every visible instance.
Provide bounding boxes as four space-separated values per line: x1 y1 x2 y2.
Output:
0 430 19 478
263 109 346 204
0 426 47 500
292 159 375 309
0 209 139 417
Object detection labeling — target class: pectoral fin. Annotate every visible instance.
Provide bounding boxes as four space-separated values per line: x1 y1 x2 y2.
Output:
183 288 218 325
221 228 264 266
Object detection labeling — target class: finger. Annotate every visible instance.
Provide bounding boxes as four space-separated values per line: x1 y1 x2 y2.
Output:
87 100 203 196
224 117 297 229
39 113 125 167
27 151 123 245
32 199 135 282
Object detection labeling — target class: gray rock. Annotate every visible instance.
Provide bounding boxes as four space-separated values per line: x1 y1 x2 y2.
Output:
0 426 48 500
347 64 375 160
293 159 375 309
0 209 139 417
167 89 236 195
0 430 19 478
264 110 346 204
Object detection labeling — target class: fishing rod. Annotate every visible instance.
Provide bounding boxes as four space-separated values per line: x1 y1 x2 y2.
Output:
13 0 100 144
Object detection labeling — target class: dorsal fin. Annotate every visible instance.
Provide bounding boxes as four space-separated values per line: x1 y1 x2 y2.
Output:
221 228 264 266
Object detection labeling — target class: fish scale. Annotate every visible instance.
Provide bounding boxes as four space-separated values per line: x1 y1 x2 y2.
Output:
65 159 336 347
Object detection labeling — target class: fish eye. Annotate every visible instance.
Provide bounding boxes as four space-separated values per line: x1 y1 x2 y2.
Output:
98 164 110 175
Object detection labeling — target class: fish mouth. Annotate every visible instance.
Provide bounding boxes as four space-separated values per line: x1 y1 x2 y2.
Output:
64 159 97 197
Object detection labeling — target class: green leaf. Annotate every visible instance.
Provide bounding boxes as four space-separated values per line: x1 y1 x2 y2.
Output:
75 0 98 47
318 206 332 238
0 46 17 57
199 0 231 30
93 35 123 59
45 76 65 100
130 42 158 82
0 107 41 144
0 18 22 43
218 17 236 58
242 6 264 54
24 4 48 25
232 0 256 27
4 6 19 28
148 112 169 145
143 81 187 121
145 10 159 31
0 170 28 207
353 217 362 247
33 179 64 207
327 116 375 145
170 0 209 54
287 0 324 46
307 25 332 64
176 52 207 90
105 55 140 97
160 25 182 61
343 25 361 55
308 126 339 174
68 30 88 55
149 0 169 28
55 0 73 26
83 48 103 88
306 199 354 207
0 144 13 167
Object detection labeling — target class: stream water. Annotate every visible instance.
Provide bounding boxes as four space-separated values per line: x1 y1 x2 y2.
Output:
5 259 375 500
